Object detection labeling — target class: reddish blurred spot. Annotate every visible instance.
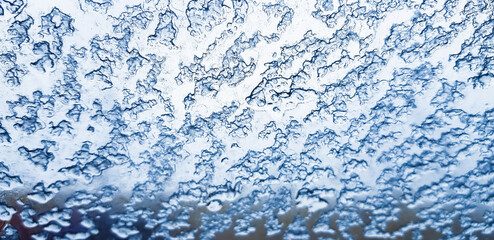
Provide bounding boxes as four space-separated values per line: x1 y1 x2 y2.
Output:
0 221 7 231
0 212 44 240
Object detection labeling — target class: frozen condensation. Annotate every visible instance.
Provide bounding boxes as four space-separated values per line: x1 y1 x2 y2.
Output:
0 0 493 239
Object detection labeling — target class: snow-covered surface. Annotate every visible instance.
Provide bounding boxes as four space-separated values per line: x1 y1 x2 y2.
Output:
0 0 493 239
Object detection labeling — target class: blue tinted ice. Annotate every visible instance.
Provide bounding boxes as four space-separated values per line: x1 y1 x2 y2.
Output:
0 0 493 239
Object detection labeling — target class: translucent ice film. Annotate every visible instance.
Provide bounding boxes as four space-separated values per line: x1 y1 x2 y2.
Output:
0 0 493 239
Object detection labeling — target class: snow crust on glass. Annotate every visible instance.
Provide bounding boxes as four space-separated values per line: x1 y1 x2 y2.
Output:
0 0 493 239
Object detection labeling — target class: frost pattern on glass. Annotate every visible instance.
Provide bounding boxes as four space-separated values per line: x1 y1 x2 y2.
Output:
0 0 493 239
